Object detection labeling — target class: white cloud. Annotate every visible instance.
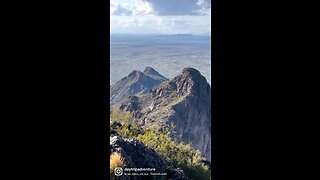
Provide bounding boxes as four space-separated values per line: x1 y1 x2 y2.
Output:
112 4 133 15
141 0 211 16
110 0 211 34
197 0 211 8
111 0 211 16
132 0 153 15
111 0 153 16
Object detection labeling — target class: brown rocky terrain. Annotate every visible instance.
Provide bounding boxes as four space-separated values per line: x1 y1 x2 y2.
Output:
116 67 212 161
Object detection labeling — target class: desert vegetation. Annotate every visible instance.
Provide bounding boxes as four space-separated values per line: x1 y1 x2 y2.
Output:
110 152 124 173
110 108 211 180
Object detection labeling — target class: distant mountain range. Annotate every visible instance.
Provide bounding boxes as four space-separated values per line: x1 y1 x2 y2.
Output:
110 67 211 161
110 32 211 37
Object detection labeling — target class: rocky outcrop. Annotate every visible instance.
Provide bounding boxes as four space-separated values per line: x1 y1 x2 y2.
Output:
143 66 167 81
110 136 188 180
110 67 168 105
118 68 212 162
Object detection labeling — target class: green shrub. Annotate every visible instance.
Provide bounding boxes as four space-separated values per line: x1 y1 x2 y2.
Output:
110 108 211 180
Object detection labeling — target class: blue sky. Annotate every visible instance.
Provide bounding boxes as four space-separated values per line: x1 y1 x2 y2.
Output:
110 0 211 34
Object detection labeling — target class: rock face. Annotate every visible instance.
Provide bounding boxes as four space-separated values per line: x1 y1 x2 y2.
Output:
118 68 212 162
110 67 168 105
110 136 188 180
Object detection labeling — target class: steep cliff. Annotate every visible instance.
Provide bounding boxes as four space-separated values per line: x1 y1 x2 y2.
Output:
118 68 212 161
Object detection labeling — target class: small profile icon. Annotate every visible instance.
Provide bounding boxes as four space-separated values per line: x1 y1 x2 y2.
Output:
114 167 123 176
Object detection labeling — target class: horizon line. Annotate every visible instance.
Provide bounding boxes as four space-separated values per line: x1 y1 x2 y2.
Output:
110 32 211 36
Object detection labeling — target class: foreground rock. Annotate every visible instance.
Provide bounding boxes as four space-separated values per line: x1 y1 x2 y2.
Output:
110 136 188 180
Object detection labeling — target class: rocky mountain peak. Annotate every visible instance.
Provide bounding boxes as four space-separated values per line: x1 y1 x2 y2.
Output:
112 67 212 162
151 67 210 99
143 66 168 81
182 67 202 77
110 67 168 105
176 67 210 97
143 66 157 74
179 68 208 86
128 70 144 78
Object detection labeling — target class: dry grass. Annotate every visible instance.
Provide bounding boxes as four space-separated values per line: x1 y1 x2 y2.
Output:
110 152 124 172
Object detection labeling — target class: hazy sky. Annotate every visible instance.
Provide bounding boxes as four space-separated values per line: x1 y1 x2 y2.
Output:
110 0 211 34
